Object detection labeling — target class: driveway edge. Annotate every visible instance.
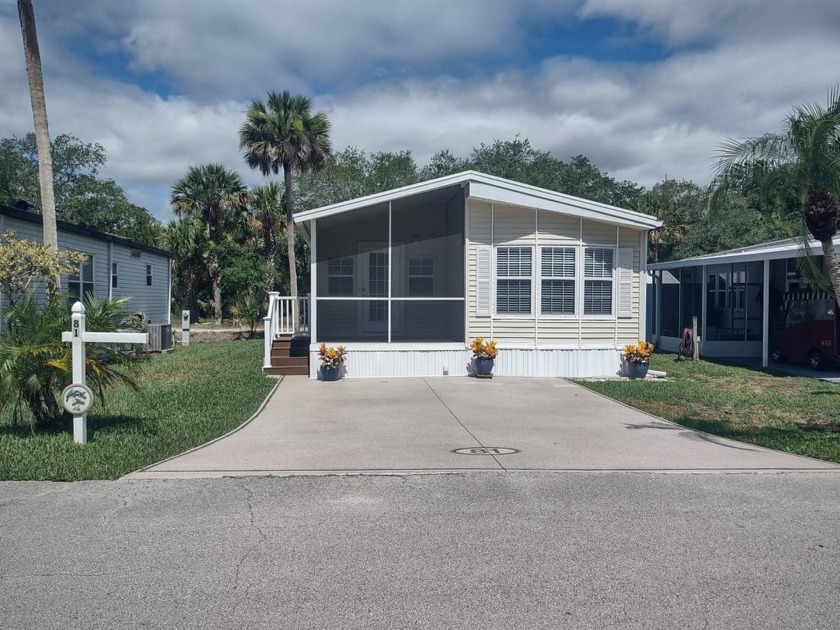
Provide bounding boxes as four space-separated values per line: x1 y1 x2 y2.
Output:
122 376 284 480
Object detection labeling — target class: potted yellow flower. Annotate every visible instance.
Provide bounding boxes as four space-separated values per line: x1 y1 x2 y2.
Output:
470 337 498 378
622 341 654 379
318 343 347 381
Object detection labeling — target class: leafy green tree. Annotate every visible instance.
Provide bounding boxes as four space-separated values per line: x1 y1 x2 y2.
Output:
0 294 144 432
249 183 285 292
637 179 707 263
239 91 331 303
163 218 209 321
713 90 840 302
0 230 86 306
0 133 163 246
170 164 249 323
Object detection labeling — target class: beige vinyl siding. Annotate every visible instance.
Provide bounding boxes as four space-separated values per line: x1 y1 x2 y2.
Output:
466 200 644 347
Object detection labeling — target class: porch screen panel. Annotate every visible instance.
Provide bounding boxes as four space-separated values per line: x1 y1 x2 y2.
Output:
390 191 464 298
390 302 464 342
316 300 388 343
315 203 388 298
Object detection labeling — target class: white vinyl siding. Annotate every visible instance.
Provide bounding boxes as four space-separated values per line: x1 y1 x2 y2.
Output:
496 247 532 314
540 247 576 315
466 201 645 348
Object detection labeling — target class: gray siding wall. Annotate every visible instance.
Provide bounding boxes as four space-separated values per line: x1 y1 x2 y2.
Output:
0 215 170 326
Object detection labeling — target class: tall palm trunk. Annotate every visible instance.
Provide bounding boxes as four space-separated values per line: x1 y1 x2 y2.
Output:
283 162 299 330
209 252 223 324
820 239 840 308
17 0 58 295
264 227 277 293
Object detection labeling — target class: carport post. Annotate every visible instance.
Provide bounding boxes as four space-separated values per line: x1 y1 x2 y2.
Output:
762 258 770 368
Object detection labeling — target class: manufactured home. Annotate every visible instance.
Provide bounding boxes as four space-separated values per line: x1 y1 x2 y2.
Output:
648 236 840 369
264 171 660 378
0 204 172 327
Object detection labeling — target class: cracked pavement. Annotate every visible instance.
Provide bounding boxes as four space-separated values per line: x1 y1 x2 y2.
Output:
2 472 839 629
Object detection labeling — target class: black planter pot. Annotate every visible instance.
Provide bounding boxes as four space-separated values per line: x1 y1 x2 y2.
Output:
625 360 649 379
474 357 495 378
321 365 339 381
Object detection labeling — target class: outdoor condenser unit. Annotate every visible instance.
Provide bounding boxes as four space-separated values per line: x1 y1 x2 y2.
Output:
146 323 173 352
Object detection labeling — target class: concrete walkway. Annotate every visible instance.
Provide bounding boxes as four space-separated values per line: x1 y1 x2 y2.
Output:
128 377 839 478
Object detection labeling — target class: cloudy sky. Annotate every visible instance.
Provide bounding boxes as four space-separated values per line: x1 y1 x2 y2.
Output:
1 0 838 220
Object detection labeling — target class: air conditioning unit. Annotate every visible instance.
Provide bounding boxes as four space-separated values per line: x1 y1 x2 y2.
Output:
146 323 173 352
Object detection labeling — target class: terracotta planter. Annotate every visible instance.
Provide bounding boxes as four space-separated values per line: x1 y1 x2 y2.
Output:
474 357 495 378
625 360 649 379
321 365 339 381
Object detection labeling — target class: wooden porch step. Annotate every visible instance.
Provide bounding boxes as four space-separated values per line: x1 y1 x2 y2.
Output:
265 365 309 376
266 335 311 376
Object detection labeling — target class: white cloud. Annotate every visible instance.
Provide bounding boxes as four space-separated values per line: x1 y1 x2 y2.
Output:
1 1 839 222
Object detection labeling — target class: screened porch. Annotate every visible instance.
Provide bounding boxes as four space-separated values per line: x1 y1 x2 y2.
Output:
311 184 466 344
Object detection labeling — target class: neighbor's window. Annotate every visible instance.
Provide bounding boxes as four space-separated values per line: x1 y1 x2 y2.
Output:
327 257 354 296
540 247 576 315
68 254 94 302
583 248 613 315
408 257 434 297
496 247 532 314
111 262 118 289
146 263 153 286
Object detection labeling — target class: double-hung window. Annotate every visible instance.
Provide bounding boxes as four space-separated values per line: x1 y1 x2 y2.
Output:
408 257 434 297
68 255 94 302
583 248 614 315
496 247 532 314
540 247 576 315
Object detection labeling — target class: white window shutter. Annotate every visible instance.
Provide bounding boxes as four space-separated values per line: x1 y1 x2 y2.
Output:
476 245 492 317
617 247 634 319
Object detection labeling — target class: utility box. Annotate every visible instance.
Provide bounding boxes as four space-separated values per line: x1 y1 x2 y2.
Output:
146 324 173 352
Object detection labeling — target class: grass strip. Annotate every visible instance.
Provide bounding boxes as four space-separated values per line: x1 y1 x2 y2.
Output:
0 339 276 480
576 354 840 464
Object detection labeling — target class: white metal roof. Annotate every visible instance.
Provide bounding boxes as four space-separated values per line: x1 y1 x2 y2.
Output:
294 170 661 230
648 235 840 270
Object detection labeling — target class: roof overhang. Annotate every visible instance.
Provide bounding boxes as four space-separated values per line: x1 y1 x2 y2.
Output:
648 237 839 270
295 170 661 233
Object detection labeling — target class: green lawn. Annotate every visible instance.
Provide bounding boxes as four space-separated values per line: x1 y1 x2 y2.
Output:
0 339 276 481
576 355 840 464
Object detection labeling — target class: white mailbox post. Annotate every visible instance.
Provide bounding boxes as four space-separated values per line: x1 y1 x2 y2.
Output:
61 302 147 445
181 310 190 346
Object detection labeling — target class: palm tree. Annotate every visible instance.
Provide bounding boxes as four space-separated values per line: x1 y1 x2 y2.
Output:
163 218 209 321
17 0 58 293
170 164 249 323
239 91 331 304
712 90 840 304
249 183 285 293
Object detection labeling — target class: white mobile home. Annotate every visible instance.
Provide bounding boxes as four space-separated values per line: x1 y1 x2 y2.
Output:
265 171 660 378
0 204 172 326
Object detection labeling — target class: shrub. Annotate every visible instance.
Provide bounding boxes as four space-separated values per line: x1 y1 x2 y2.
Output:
0 294 146 432
231 291 264 338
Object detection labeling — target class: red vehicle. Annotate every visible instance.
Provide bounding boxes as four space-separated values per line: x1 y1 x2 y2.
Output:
772 297 838 370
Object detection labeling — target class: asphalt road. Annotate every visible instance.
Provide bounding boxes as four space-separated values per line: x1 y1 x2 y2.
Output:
2 471 838 629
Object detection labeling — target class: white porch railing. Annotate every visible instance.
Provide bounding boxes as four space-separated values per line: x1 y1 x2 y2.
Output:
263 292 310 369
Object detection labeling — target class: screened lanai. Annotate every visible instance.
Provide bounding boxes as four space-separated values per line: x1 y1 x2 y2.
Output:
311 184 466 343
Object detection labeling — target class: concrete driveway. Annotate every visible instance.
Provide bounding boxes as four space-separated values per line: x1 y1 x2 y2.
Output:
128 377 839 478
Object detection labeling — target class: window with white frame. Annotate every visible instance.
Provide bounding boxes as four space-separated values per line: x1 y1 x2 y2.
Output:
68 254 94 302
583 247 614 315
408 257 434 297
496 247 532 314
540 247 576 314
327 257 354 296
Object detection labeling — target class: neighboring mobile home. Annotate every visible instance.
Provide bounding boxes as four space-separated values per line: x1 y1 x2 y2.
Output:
0 204 172 327
265 171 661 378
648 236 840 369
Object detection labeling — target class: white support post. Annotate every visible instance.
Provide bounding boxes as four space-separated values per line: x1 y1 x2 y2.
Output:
268 291 280 338
263 316 272 369
181 310 190 345
62 302 148 445
311 219 318 343
762 258 770 368
70 303 87 445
